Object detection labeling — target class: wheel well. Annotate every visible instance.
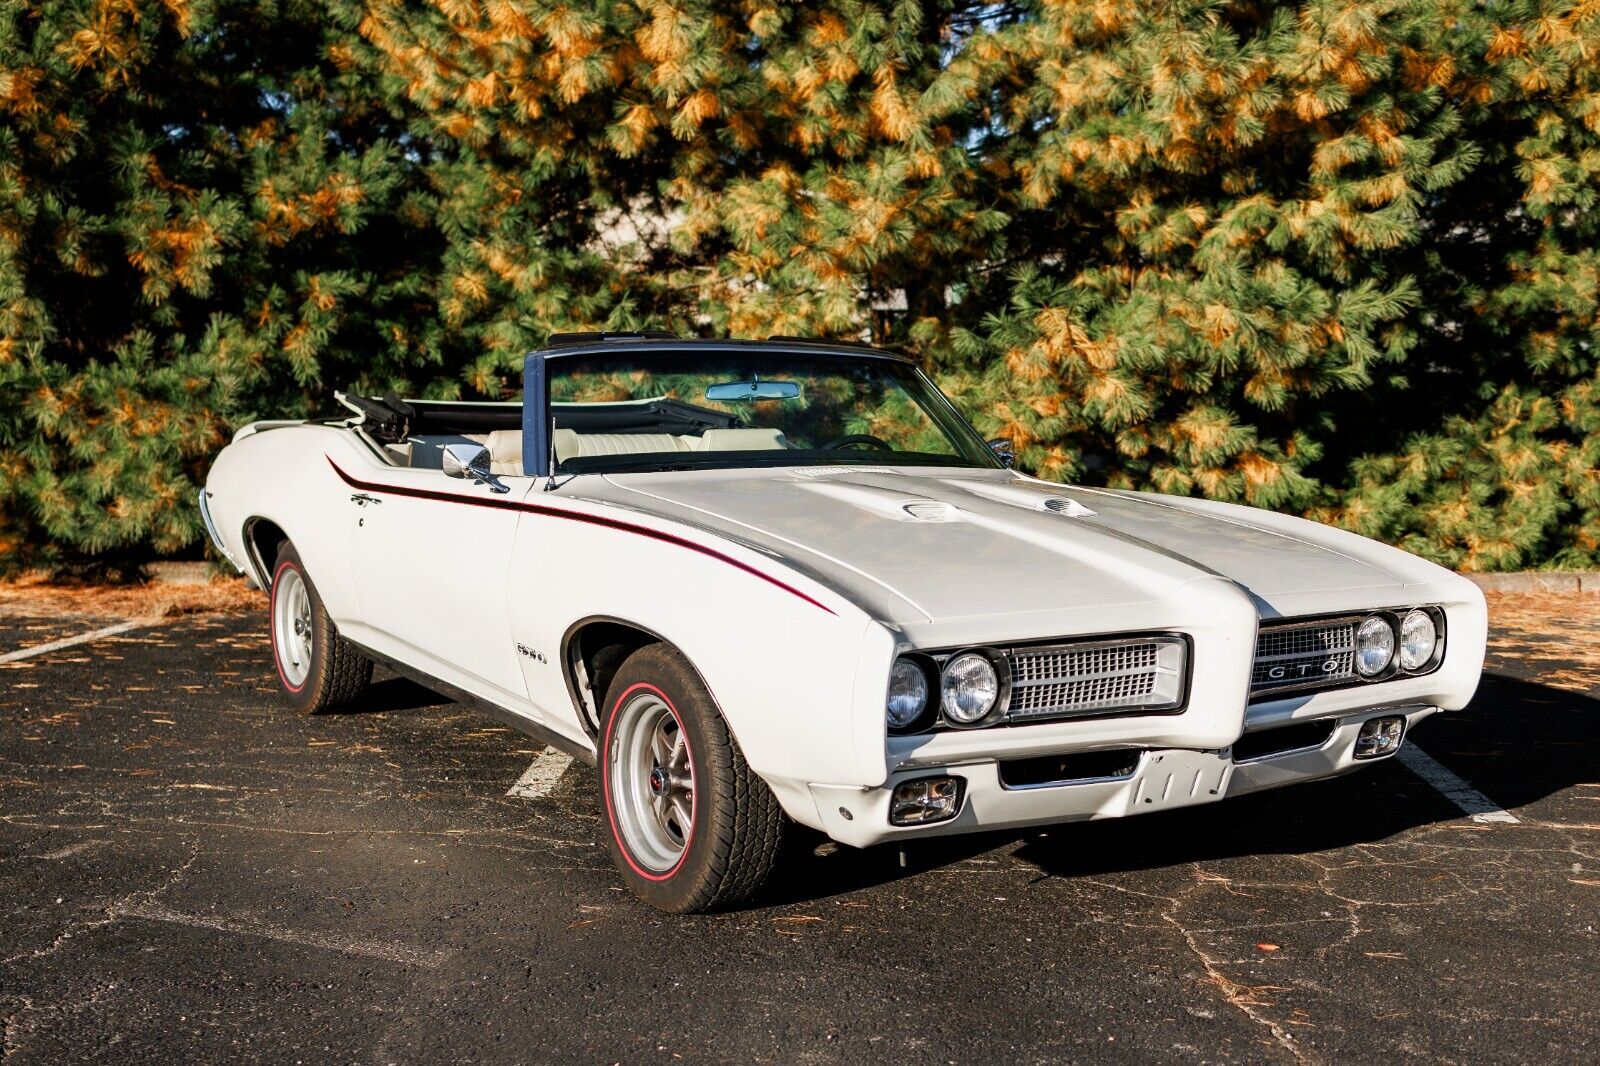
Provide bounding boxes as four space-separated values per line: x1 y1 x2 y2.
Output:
562 619 661 737
243 518 289 588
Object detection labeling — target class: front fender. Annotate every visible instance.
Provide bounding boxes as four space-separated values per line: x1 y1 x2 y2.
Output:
504 504 897 793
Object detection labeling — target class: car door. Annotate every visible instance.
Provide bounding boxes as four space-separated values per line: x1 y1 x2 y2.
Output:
346 461 532 709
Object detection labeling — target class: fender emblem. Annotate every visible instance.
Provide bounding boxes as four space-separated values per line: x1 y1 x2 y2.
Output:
516 643 547 664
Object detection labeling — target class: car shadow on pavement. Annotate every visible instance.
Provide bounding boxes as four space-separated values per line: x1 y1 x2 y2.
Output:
331 674 456 715
1405 671 1597 814
760 672 1596 907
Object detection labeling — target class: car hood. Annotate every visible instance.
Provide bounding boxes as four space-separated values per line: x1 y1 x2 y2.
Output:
598 467 1410 624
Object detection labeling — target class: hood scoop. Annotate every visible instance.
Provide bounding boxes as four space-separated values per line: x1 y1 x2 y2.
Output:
801 480 966 522
950 478 1099 518
1041 496 1097 518
902 501 959 522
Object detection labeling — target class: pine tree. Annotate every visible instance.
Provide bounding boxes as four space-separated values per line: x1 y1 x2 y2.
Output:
0 0 435 569
1319 0 1600 569
2 0 1597 572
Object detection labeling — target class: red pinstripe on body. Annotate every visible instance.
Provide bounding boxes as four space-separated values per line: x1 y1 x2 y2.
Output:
324 456 837 615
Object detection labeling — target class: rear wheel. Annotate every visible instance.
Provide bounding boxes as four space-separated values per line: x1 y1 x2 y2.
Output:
269 543 372 714
598 644 783 912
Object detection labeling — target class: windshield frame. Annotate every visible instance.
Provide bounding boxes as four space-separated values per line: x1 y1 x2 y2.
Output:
535 342 1002 477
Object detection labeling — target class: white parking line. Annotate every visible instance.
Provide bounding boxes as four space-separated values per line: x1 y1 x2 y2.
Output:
0 620 150 665
1398 745 1520 824
506 746 575 800
115 901 446 968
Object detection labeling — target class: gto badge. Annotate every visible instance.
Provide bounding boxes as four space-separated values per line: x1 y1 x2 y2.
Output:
516 643 547 664
1267 658 1341 681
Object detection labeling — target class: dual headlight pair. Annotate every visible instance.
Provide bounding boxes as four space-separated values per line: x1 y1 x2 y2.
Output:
1354 608 1443 678
889 646 1011 729
889 608 1445 733
887 650 1000 732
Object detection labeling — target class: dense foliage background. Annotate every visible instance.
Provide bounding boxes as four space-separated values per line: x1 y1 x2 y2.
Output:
2 0 1596 572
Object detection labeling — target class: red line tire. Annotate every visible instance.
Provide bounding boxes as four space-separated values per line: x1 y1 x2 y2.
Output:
269 543 373 715
598 643 784 912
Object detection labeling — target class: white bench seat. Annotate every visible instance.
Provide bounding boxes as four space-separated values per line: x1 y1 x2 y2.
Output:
445 427 788 477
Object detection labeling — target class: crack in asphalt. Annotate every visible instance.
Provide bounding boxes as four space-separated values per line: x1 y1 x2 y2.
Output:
1035 810 1600 1062
1166 910 1310 1063
0 842 198 969
1 996 33 1061
1089 868 1315 1062
2 982 124 1062
3 606 1596 1061
0 841 199 1058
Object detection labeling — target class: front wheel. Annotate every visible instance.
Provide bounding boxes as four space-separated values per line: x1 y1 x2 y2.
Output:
598 644 783 912
269 543 373 714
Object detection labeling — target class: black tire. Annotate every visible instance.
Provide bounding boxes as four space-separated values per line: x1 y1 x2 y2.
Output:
268 543 373 714
597 643 784 912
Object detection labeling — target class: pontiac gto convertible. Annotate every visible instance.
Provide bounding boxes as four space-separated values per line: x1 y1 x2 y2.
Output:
202 334 1487 911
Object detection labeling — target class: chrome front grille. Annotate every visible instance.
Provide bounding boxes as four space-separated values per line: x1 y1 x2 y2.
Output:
1251 618 1358 697
1006 637 1187 721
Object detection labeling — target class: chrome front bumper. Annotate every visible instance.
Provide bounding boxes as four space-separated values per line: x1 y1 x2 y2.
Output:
809 705 1437 849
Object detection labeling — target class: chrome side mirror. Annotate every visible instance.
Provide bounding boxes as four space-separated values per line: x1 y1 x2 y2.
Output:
442 443 509 493
987 437 1016 469
442 442 489 479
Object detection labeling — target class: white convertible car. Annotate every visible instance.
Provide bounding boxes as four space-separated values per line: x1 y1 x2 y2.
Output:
202 334 1487 911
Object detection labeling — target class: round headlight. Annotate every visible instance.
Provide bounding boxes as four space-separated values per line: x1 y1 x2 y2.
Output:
1355 616 1396 677
1399 609 1438 671
886 658 930 730
941 652 1000 725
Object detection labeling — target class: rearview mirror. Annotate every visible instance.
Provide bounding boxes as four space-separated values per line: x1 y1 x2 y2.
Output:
706 380 801 401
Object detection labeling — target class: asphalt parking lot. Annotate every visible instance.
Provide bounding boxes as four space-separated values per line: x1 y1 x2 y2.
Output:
2 591 1597 1063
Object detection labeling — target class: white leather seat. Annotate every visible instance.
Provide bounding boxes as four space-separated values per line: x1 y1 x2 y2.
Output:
485 430 524 476
459 431 526 476
552 430 692 464
551 429 580 464
694 428 787 451
547 426 788 465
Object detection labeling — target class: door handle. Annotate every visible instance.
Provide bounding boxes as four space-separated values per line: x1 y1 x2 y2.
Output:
350 493 382 506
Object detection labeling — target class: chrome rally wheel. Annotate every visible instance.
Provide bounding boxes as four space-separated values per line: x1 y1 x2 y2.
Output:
267 543 372 715
597 644 784 913
271 563 313 690
606 688 695 875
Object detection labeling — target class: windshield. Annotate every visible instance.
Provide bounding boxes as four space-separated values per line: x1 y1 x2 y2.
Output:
547 350 998 474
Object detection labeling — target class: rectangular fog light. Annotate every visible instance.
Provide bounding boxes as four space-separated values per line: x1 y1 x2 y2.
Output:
1354 715 1406 760
889 776 963 826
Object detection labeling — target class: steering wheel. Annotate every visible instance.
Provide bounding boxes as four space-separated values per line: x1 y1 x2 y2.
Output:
821 433 894 452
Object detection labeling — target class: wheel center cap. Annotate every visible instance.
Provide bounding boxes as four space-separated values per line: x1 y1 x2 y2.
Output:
648 766 668 796
293 618 308 636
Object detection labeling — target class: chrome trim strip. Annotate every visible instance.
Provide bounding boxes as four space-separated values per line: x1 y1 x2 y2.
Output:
197 489 242 572
348 640 596 766
1256 614 1367 632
